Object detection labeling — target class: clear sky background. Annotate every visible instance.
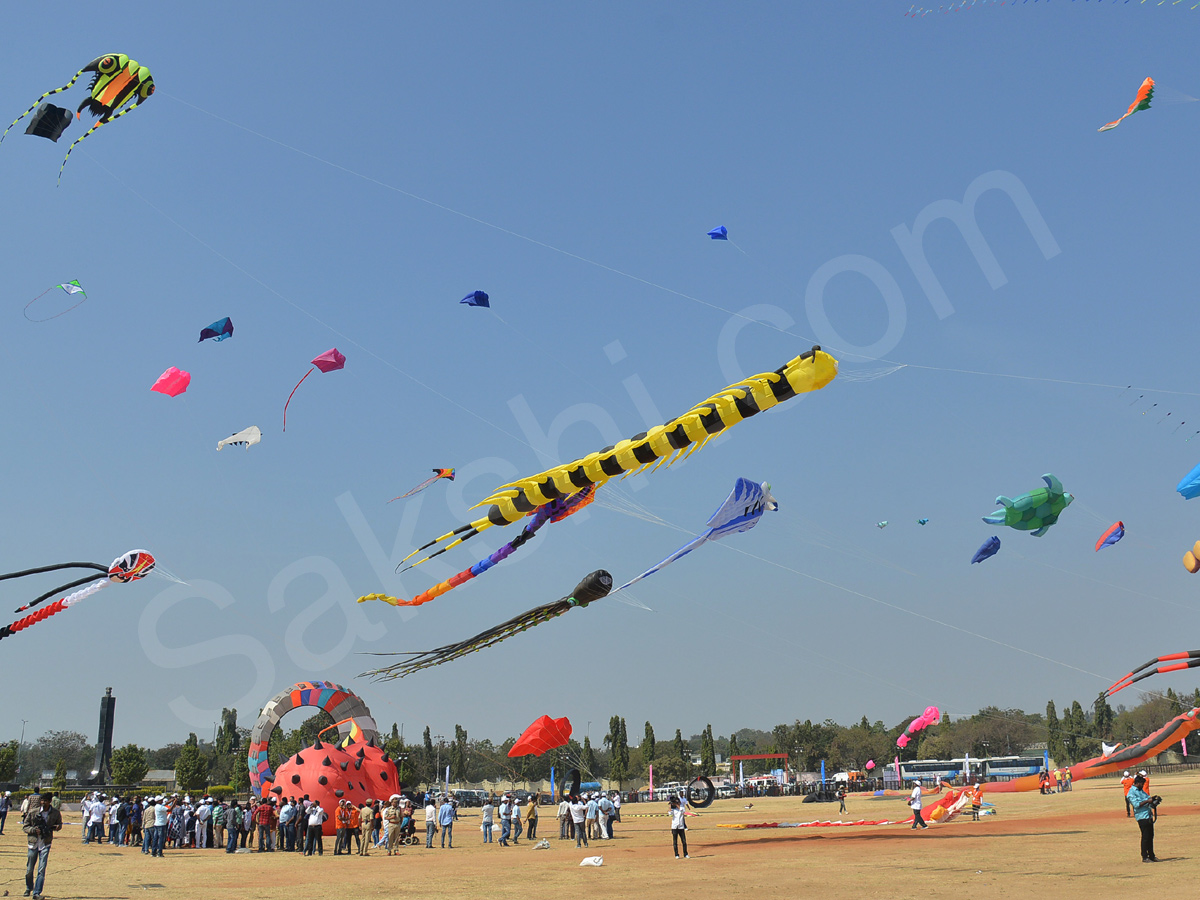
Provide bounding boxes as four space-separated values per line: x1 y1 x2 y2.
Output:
3 1 1200 750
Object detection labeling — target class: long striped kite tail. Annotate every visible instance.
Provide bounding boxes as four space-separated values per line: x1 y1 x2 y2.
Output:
57 99 145 185
1105 650 1200 696
0 576 107 641
1 66 91 146
361 599 574 680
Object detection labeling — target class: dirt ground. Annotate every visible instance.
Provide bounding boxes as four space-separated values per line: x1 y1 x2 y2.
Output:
2 773 1198 900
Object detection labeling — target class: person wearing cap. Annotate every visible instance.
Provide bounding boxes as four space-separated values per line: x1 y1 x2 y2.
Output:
151 796 169 856
668 795 689 859
498 794 513 847
585 793 599 840
334 800 352 855
1127 774 1159 862
358 800 374 856
1139 770 1151 793
909 779 928 831
1121 771 1135 816
383 798 402 855
511 797 522 845
22 792 62 899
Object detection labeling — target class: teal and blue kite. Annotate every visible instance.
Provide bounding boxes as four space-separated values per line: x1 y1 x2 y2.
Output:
461 291 490 308
198 317 234 342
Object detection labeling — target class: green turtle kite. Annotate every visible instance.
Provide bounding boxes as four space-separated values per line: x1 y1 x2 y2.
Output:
982 473 1073 537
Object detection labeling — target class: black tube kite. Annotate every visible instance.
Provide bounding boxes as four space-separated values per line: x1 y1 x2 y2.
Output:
361 570 612 680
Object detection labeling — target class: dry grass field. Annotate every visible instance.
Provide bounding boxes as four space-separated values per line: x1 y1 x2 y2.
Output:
3 773 1199 900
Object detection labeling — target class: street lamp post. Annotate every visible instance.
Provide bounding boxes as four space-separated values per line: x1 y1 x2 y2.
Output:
434 735 445 791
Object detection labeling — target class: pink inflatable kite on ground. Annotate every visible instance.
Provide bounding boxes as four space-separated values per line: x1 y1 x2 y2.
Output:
283 347 346 430
896 706 940 749
151 367 190 397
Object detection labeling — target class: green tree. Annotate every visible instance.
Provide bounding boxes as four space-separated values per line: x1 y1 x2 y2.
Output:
1046 701 1065 765
110 744 149 785
1093 695 1115 740
605 716 626 784
1166 688 1184 718
230 760 249 793
0 740 17 781
52 760 67 791
214 708 239 755
175 733 210 792
581 736 598 779
701 725 716 775
728 733 741 773
451 725 468 782
643 722 655 762
618 718 630 782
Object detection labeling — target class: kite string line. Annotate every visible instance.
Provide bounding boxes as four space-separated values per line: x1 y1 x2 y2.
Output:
84 152 541 455
160 91 775 334
164 94 1200 399
703 541 1114 683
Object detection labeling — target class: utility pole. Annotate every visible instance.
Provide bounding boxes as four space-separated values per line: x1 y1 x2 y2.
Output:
17 719 28 780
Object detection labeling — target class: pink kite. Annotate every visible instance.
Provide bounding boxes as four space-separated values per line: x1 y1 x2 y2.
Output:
151 367 191 397
283 348 345 431
865 760 875 770
896 706 940 749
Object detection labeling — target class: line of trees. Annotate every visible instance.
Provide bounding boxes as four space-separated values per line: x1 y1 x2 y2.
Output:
6 689 1197 788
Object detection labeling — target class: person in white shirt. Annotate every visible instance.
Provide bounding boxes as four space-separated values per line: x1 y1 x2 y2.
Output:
151 797 169 857
87 795 107 844
424 799 437 849
481 799 494 843
669 796 689 858
195 799 211 848
304 801 326 855
909 780 928 831
570 797 588 848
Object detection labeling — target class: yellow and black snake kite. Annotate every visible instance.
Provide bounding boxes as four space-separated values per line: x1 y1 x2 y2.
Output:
378 346 838 589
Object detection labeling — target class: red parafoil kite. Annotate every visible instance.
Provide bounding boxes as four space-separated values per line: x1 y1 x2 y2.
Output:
896 706 940 749
508 715 572 757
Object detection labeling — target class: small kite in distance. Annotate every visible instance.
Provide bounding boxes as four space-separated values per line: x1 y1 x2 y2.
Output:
389 468 455 502
151 367 190 397
971 536 1001 564
25 280 87 322
217 426 262 451
199 317 234 342
283 348 345 431
1099 77 1154 132
24 103 72 142
707 225 728 240
460 291 490 308
917 518 929 526
1095 521 1125 552
877 521 888 529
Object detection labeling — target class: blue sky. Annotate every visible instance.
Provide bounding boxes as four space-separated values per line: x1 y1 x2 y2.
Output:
4 2 1200 750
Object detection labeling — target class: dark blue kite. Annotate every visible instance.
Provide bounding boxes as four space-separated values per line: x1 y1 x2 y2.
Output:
198 317 234 342
707 225 728 240
460 291 490 308
971 535 1001 564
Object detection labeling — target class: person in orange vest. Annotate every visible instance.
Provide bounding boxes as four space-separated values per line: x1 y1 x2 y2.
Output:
1139 770 1150 793
970 782 984 821
1121 771 1135 817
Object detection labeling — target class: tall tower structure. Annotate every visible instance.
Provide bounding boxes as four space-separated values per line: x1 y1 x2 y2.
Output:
91 687 116 784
